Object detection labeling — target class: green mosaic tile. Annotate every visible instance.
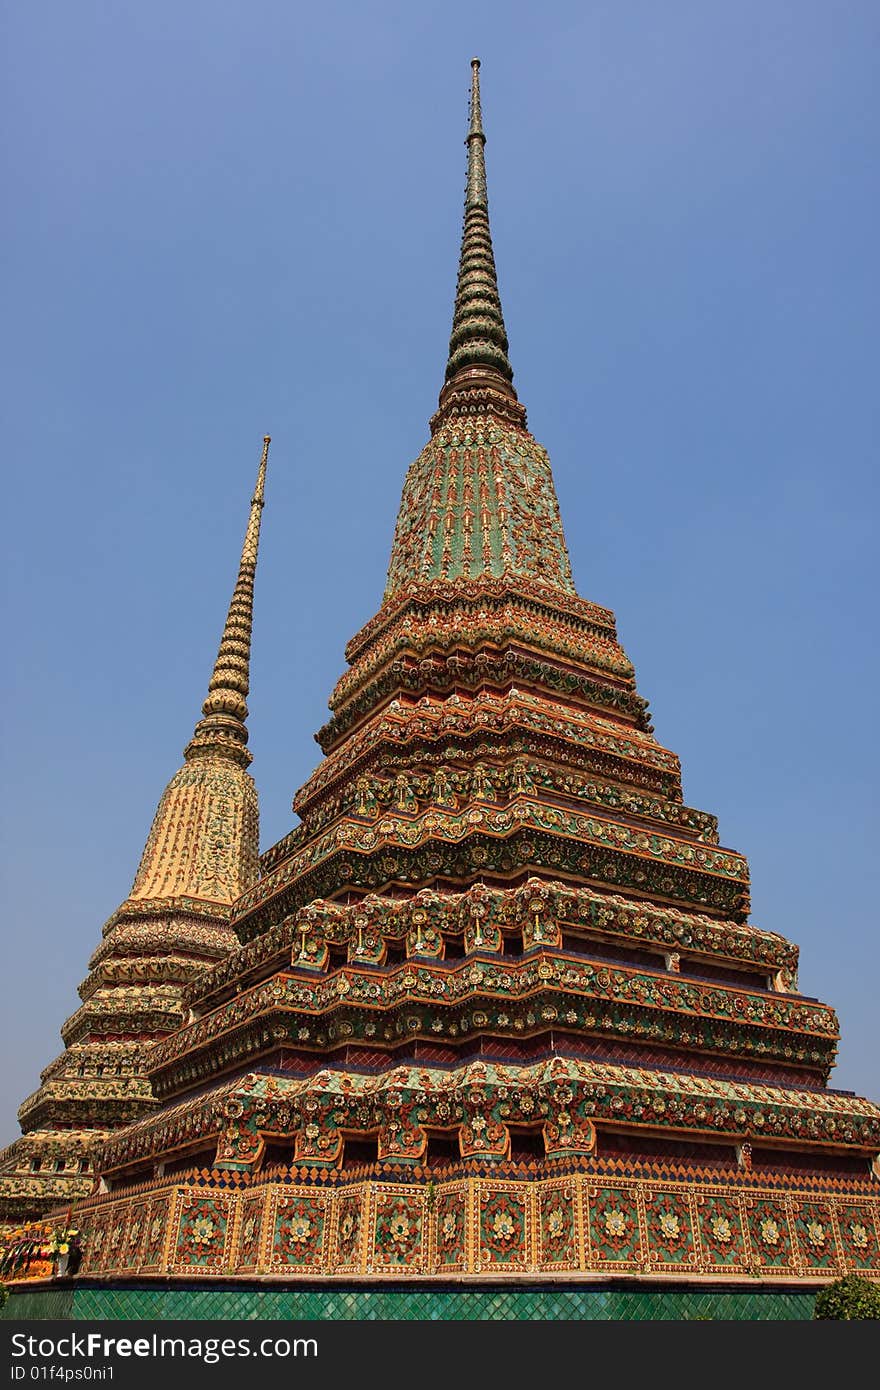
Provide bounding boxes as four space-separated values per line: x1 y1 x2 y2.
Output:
3 1284 817 1321
1 1289 75 1319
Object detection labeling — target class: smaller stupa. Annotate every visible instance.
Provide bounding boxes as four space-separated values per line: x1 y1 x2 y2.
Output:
0 437 272 1226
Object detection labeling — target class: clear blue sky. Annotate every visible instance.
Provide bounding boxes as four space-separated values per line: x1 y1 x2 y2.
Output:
2 0 878 1144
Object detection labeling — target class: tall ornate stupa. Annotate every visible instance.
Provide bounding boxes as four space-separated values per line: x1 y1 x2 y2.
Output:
0 438 271 1226
4 63 878 1318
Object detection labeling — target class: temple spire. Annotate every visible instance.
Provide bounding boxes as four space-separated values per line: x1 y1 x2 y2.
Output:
434 58 524 431
0 437 272 1220
465 53 486 194
185 435 270 769
125 435 269 907
388 64 571 597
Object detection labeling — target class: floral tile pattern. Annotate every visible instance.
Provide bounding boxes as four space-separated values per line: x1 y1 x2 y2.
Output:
792 1202 838 1271
271 1195 326 1270
835 1204 879 1271
478 1188 528 1269
695 1194 748 1269
372 1191 423 1271
747 1199 794 1270
333 1190 366 1273
433 1187 467 1272
106 1213 127 1271
644 1190 696 1268
141 1197 171 1271
538 1185 578 1268
118 1203 147 1272
80 1212 109 1275
172 1195 230 1271
236 1194 265 1273
587 1185 642 1268
73 1177 879 1280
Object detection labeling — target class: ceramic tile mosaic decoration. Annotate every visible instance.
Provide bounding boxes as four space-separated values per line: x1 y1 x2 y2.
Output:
1 61 877 1319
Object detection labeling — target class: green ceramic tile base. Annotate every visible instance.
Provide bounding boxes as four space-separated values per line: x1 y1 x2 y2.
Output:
2 1283 816 1321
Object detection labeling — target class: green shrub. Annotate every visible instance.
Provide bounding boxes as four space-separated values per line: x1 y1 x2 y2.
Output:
813 1274 880 1320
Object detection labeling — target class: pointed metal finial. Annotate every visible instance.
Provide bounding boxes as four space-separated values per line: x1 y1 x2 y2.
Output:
184 435 271 768
433 59 523 430
468 58 484 141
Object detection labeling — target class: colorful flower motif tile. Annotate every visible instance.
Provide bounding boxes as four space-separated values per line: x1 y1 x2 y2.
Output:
107 1212 127 1268
334 1191 365 1271
433 1189 466 1272
141 1197 171 1270
587 1186 642 1268
373 1191 424 1271
836 1204 879 1272
236 1193 265 1272
118 1203 147 1272
746 1200 794 1269
538 1186 577 1267
644 1190 695 1268
695 1195 748 1269
271 1194 327 1270
81 1213 109 1274
173 1195 230 1270
792 1202 838 1271
71 1176 880 1281
479 1188 528 1269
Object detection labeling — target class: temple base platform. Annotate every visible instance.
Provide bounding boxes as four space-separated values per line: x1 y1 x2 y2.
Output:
2 1278 818 1321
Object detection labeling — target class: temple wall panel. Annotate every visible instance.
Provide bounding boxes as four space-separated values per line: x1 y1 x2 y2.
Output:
72 1173 879 1281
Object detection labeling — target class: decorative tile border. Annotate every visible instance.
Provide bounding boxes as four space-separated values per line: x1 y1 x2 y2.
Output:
76 1174 879 1281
